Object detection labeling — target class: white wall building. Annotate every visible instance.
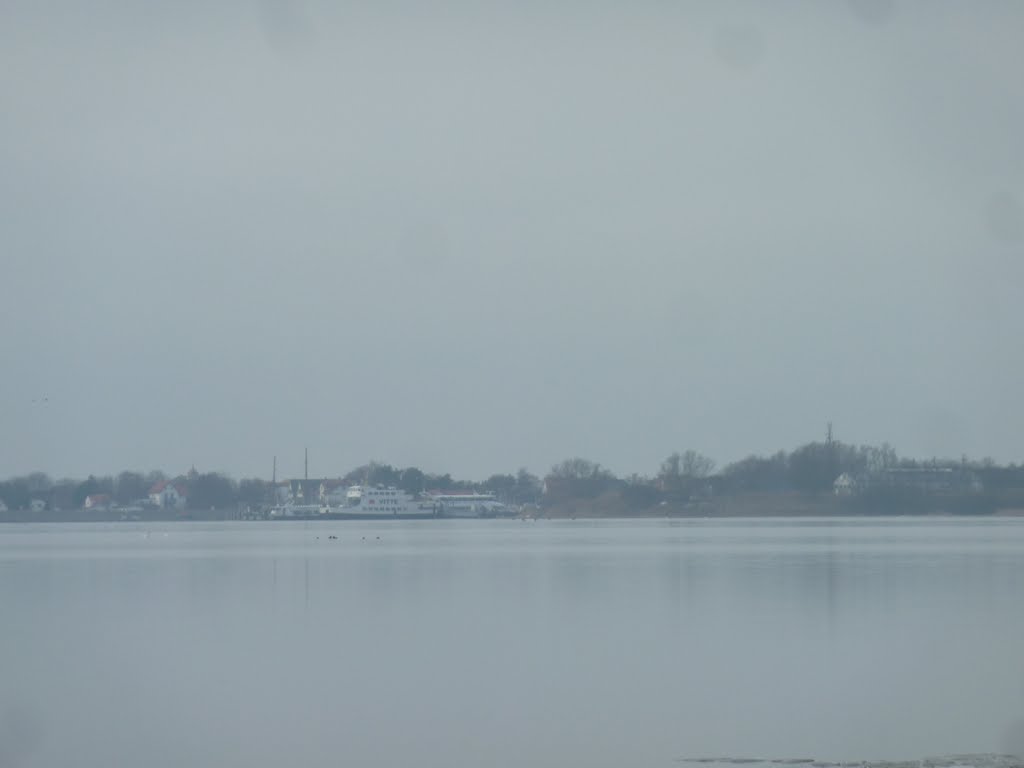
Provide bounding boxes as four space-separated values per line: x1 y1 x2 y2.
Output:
149 481 188 510
833 473 856 496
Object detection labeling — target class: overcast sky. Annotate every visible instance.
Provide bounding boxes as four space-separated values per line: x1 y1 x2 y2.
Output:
2 0 1022 482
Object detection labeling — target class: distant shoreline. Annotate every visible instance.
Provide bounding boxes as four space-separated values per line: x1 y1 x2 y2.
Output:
3 484 1021 523
4 504 1023 524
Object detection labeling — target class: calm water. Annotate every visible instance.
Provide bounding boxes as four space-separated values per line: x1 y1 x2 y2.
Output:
2 518 1023 768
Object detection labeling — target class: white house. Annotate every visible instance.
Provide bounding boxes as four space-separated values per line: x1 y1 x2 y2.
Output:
273 482 293 505
29 498 46 513
321 479 347 506
84 494 112 509
833 473 857 496
149 480 188 510
0 499 8 513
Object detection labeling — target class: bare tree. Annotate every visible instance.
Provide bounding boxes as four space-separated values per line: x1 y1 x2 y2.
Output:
681 450 715 478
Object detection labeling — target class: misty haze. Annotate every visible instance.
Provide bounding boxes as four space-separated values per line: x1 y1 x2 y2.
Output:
2 1 1023 767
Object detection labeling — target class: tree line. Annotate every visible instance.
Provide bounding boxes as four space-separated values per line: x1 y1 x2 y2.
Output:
3 441 1024 514
0 463 546 512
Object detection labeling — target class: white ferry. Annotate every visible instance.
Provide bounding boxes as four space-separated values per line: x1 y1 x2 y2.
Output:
333 485 438 520
426 492 515 518
268 485 516 520
268 503 328 519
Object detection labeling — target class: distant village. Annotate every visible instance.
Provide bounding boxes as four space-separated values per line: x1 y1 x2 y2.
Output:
3 432 1024 521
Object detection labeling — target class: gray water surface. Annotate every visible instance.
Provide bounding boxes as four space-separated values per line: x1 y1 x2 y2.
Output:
2 518 1023 768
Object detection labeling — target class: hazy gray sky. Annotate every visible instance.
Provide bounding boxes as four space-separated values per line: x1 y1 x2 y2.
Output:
2 1 1022 481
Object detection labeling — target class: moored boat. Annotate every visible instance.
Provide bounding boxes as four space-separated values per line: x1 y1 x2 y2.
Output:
268 486 438 520
331 485 438 519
